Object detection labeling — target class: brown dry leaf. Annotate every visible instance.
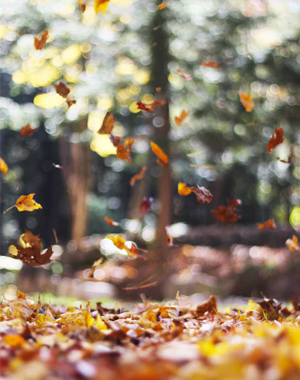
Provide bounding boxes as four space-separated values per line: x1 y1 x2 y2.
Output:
34 30 49 50
66 98 76 108
195 295 217 316
98 112 115 134
110 134 122 147
257 219 276 230
116 138 134 163
158 2 169 10
4 193 42 214
0 157 8 174
55 82 70 98
238 91 255 112
191 185 213 204
9 230 53 266
267 127 284 152
104 217 120 227
212 206 238 224
178 182 192 196
150 141 168 168
201 61 220 68
94 0 110 13
175 110 189 126
20 124 36 137
286 235 299 252
130 166 147 187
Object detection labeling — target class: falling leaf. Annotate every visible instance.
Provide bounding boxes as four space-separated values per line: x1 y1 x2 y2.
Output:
116 138 134 163
140 197 153 215
257 219 276 230
150 141 168 168
104 217 120 227
0 157 8 174
177 68 192 81
166 230 173 246
212 199 241 224
178 182 192 196
137 101 154 113
238 91 255 112
149 100 166 107
267 127 284 152
175 110 190 126
20 124 36 137
201 61 220 68
227 198 242 208
110 134 122 147
276 155 292 164
66 98 76 108
158 2 169 10
4 194 42 214
53 228 58 244
106 234 138 257
98 112 115 134
55 82 70 98
34 30 49 50
9 230 53 266
94 0 110 13
195 295 217 316
130 166 147 186
156 87 162 92
286 235 299 252
191 185 213 204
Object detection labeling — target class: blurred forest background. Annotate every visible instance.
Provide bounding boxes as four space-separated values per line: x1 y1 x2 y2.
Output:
0 0 299 300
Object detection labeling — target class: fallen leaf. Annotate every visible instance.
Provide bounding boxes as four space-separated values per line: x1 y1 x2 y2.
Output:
158 2 169 10
20 124 36 137
191 185 213 204
257 219 276 230
286 235 299 252
104 217 120 227
195 295 217 316
4 194 42 214
0 157 8 174
150 141 168 168
34 30 49 50
238 91 255 112
137 101 154 113
267 127 284 152
4 335 26 348
201 61 220 68
178 182 192 196
89 258 104 278
98 112 115 134
94 0 110 13
66 98 76 108
175 110 189 126
9 230 53 266
130 166 147 186
177 68 192 81
140 197 153 215
55 82 70 98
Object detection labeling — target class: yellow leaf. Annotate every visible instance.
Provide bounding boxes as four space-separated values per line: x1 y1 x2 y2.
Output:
96 314 108 330
16 194 42 212
0 157 8 174
178 182 192 196
94 0 110 13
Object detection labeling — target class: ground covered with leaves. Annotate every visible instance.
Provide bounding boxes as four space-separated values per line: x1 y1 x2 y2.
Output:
1 292 300 380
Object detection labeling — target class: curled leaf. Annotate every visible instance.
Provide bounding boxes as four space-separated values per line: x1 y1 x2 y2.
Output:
34 30 49 50
267 127 284 152
175 110 189 126
257 219 276 230
130 166 147 187
150 141 168 168
0 157 8 174
286 235 299 252
238 91 255 112
20 124 36 137
191 185 213 204
178 182 192 196
104 217 120 227
98 112 115 134
55 82 70 98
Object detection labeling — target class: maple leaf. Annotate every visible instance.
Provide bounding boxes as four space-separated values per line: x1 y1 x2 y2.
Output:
140 197 153 215
175 110 189 126
238 91 255 112
286 235 299 252
34 30 49 50
9 230 53 266
158 2 169 10
4 194 42 214
104 217 120 227
94 0 110 14
55 82 70 98
66 98 76 108
130 166 147 187
20 124 36 137
177 68 192 81
191 185 213 204
178 182 192 196
0 157 8 174
137 101 154 113
98 112 115 134
267 127 284 152
201 61 220 68
150 141 168 168
257 219 276 230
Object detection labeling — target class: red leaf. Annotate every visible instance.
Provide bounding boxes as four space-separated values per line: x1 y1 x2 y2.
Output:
267 127 284 152
140 197 153 215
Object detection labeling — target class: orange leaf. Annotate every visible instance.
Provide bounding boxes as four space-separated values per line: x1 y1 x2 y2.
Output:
106 234 138 257
55 82 70 98
130 166 147 187
104 217 120 227
158 2 169 10
16 194 42 212
98 112 115 134
177 68 192 81
191 185 213 204
4 334 26 348
227 198 242 208
9 230 53 266
110 134 122 147
137 101 154 113
201 61 220 68
149 100 166 107
258 219 276 230
20 124 36 137
0 157 8 174
178 182 192 196
238 91 255 112
150 141 168 168
175 110 189 126
94 0 110 13
140 197 153 215
267 127 284 152
34 30 49 50
66 98 76 108
286 235 299 252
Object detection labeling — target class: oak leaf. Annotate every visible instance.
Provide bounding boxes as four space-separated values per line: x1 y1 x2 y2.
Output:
130 166 147 187
238 91 255 112
257 219 276 230
150 141 168 168
201 61 220 68
98 112 115 134
20 124 36 137
34 30 49 50
178 182 192 196
104 217 120 227
0 157 8 174
267 127 284 152
286 235 299 252
175 110 189 126
55 82 70 98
